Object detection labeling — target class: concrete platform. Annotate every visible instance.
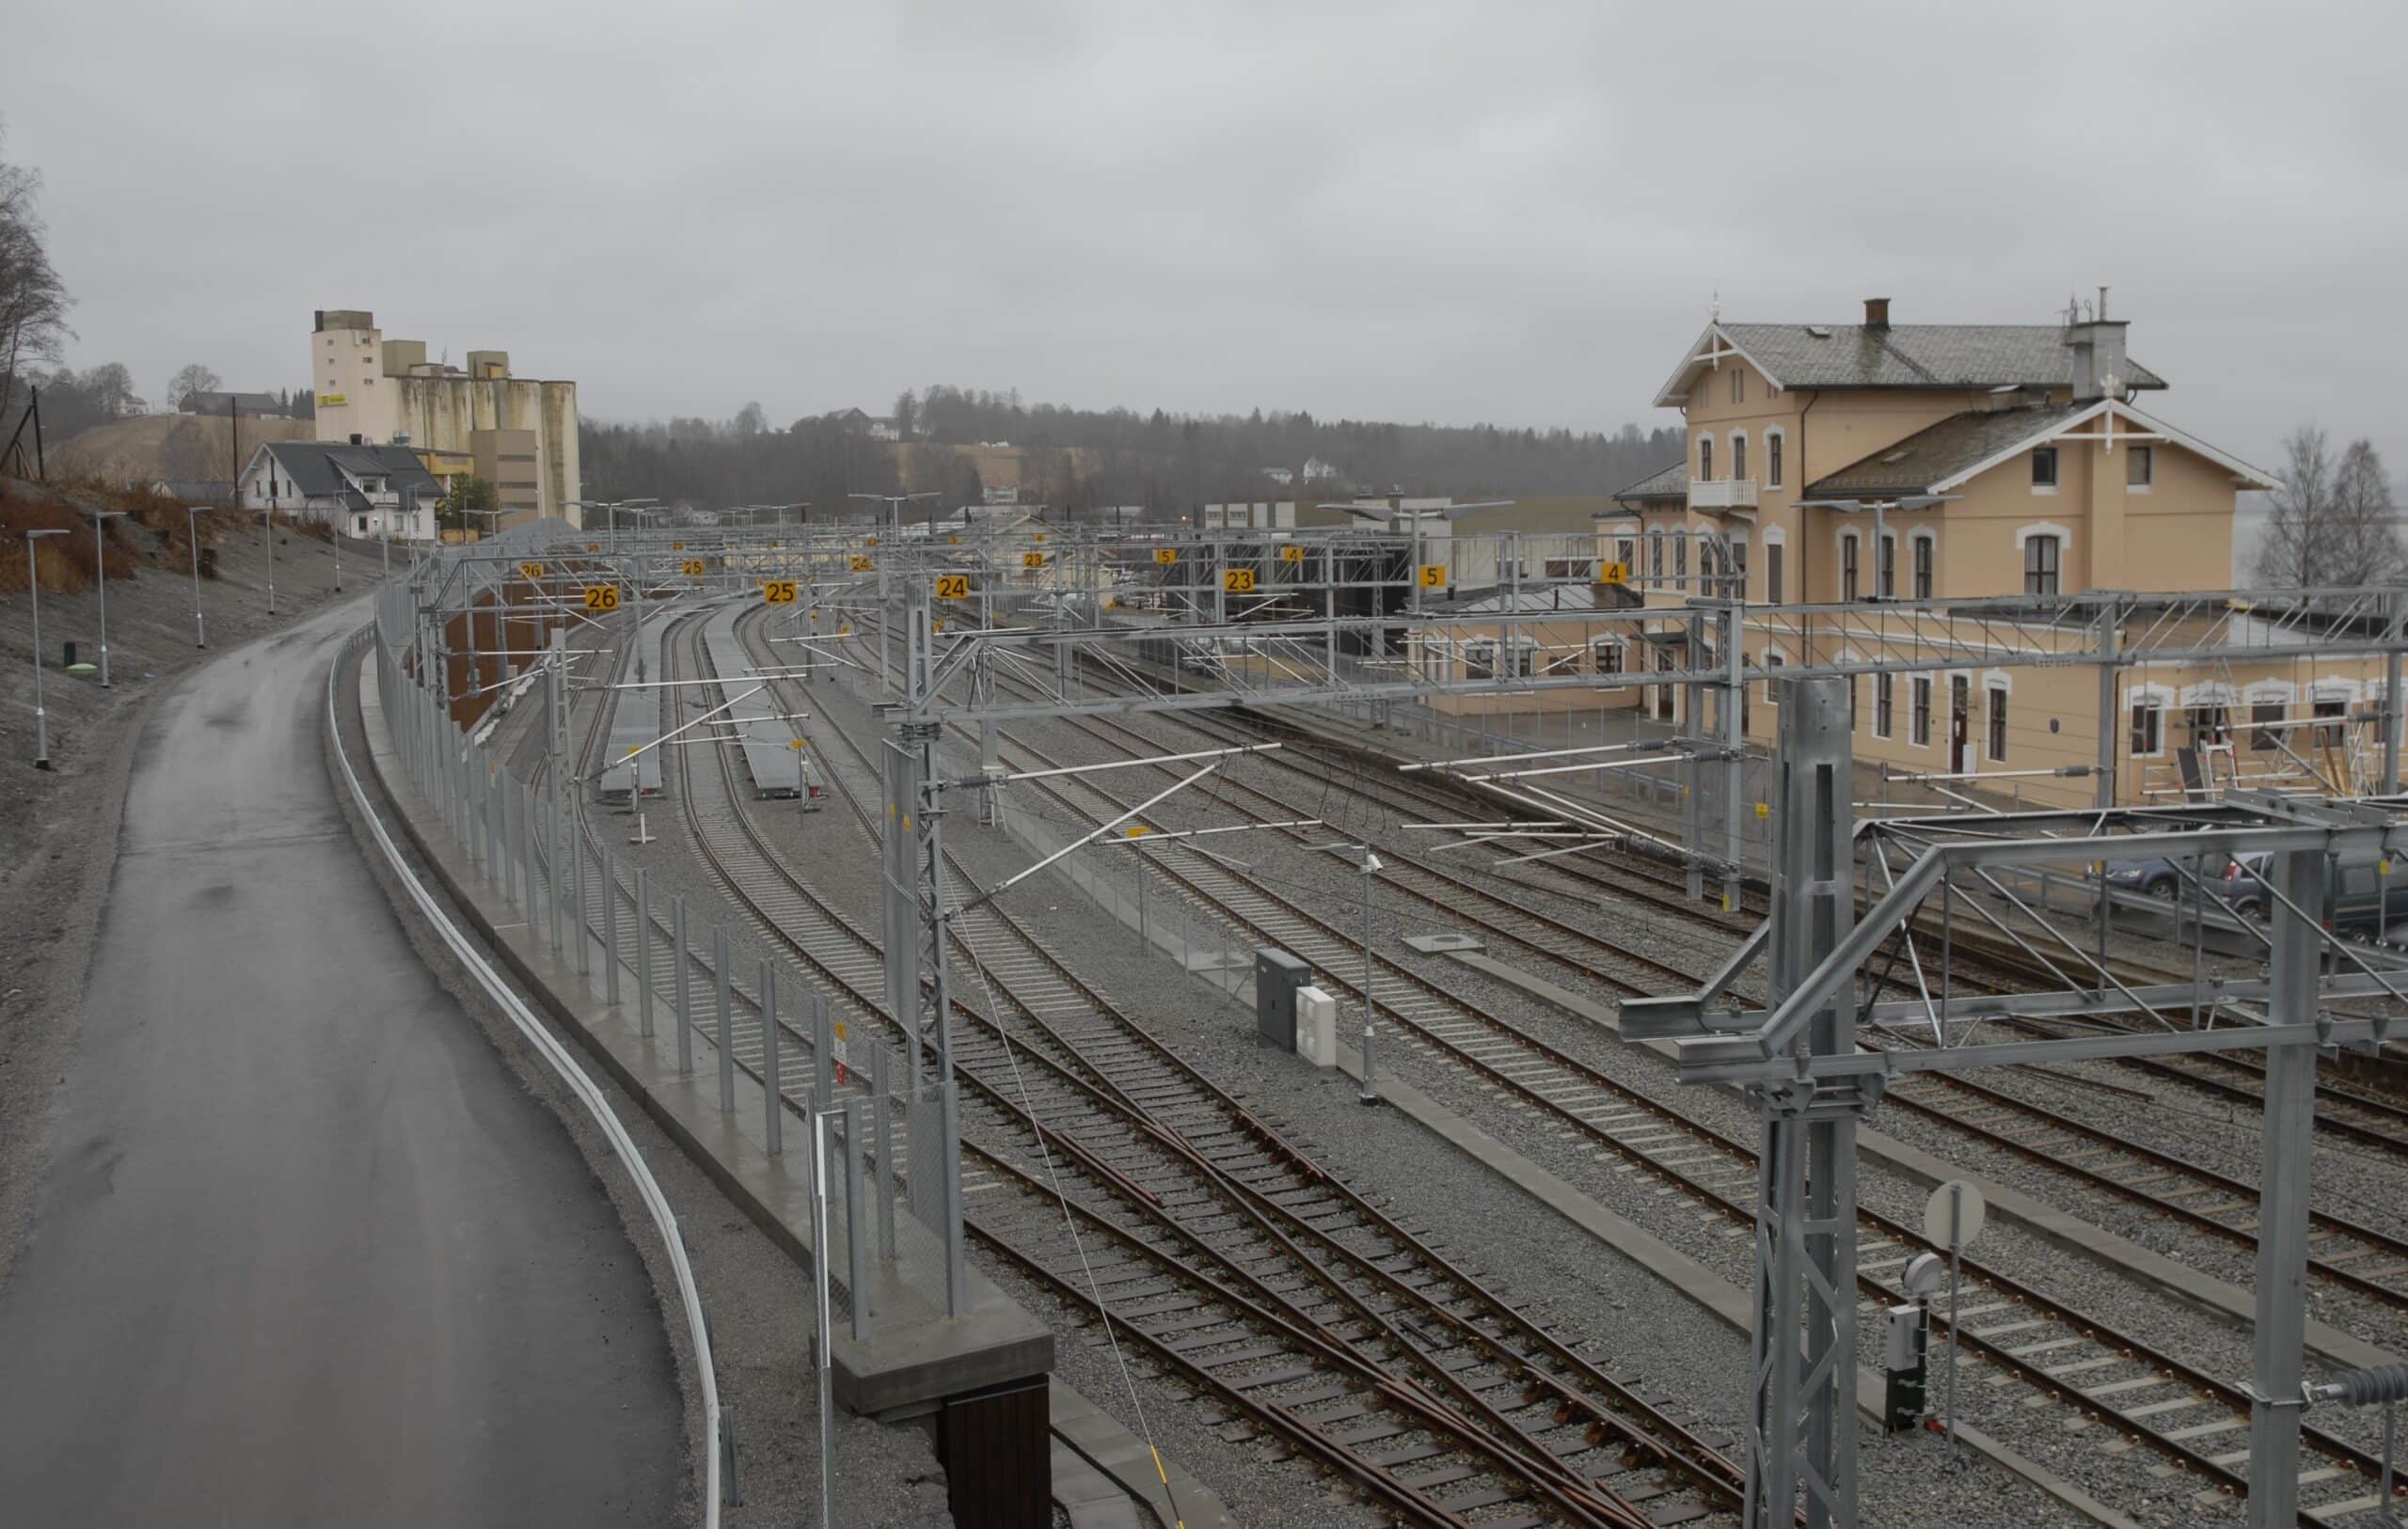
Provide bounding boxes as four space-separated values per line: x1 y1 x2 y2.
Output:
1447 946 2400 1374
357 654 1054 1421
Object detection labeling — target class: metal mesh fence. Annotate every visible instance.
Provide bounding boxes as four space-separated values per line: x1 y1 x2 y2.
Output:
374 637 967 1334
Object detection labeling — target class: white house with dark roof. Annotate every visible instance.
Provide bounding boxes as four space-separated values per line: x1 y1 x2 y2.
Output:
239 439 441 541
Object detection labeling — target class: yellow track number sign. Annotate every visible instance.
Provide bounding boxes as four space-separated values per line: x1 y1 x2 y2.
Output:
1224 569 1257 593
1418 564 1447 589
586 544 601 553
1154 547 1177 565
1597 560 1629 587
1279 544 1304 563
849 556 874 573
935 574 971 600
762 579 798 604
583 585 621 613
670 542 685 552
517 561 546 579
1022 552 1048 570
681 559 706 576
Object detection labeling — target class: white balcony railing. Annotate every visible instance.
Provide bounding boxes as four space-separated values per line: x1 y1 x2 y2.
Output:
1688 477 1759 511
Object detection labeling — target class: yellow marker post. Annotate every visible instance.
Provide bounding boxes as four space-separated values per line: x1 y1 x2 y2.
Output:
763 579 798 604
1279 544 1303 563
935 574 971 600
582 585 621 613
1418 564 1446 589
1153 548 1177 566
1597 560 1629 587
1223 568 1256 593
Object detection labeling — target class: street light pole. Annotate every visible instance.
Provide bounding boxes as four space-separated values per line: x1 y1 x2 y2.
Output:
182 506 207 648
25 528 69 768
83 509 127 687
1358 847 1381 1105
264 493 277 616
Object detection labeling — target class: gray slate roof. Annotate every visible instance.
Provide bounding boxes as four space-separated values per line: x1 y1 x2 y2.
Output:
1717 324 2164 394
1804 402 2089 497
260 440 440 497
1609 460 1687 504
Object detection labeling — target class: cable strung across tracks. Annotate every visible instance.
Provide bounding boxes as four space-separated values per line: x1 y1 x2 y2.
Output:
828 606 2401 1526
532 603 1757 1527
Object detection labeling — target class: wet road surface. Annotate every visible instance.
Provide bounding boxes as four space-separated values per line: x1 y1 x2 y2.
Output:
0 604 682 1526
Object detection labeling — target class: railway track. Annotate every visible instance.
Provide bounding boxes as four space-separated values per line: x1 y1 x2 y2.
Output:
955 669 2408 1329
953 695 2401 1525
576 604 1761 1527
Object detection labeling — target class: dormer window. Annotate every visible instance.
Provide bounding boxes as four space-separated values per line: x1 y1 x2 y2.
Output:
2032 447 2059 488
2127 445 2153 488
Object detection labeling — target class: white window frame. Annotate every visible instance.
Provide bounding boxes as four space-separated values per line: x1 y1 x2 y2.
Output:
2015 522 2073 595
1838 528 1861 603
1763 648 1786 707
1873 670 1895 740
1910 674 1934 748
1697 433 1715 481
1909 529 1937 601
1729 429 1749 484
1877 529 1899 600
2124 681 2174 757
1986 680 2011 764
1764 426 1785 490
2126 443 2154 493
2031 446 2060 495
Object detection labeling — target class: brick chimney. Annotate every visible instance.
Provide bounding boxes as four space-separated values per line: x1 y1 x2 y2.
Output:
1863 297 1891 331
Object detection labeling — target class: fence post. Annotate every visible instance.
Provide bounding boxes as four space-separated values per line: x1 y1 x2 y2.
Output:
762 960 783 1156
547 784 563 952
844 1095 871 1341
571 828 589 977
673 895 692 1073
941 1079 966 1320
636 867 655 1038
715 926 735 1112
602 843 621 1006
814 993 834 1114
871 1042 897 1261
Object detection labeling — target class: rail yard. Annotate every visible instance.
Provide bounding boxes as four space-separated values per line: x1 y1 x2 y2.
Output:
337 516 2408 1529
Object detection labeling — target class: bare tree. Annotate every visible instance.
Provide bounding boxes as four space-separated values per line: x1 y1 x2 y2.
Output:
0 119 73 431
733 400 767 436
891 387 916 442
81 361 141 418
2330 439 2402 583
166 363 222 411
2257 426 2402 588
2256 426 2337 587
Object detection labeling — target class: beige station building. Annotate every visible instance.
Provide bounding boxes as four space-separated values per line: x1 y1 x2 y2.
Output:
1416 297 2395 810
310 308 581 528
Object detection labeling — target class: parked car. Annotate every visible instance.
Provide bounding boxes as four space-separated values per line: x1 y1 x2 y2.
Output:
2102 849 2266 917
2323 856 2408 942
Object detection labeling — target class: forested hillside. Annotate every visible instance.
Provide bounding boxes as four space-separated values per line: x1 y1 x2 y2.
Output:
580 386 1683 517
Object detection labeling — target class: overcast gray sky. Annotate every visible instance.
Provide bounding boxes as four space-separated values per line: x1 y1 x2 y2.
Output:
8 1 2402 465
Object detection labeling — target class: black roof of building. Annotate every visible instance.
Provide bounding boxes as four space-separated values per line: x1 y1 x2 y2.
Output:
1608 460 1687 505
1658 323 2166 406
181 390 283 414
257 440 441 497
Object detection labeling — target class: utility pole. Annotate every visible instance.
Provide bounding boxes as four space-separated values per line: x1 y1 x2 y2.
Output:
24 528 69 768
82 509 127 687
183 505 208 648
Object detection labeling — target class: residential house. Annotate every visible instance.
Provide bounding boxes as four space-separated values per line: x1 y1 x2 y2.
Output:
1581 296 2407 806
239 439 441 541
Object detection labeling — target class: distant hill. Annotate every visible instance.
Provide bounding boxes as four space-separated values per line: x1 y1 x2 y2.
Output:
46 414 311 488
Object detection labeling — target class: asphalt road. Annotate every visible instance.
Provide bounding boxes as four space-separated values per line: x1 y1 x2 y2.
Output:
0 604 681 1526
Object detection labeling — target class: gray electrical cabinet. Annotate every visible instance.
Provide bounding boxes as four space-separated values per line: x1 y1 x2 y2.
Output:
1255 947 1311 1051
